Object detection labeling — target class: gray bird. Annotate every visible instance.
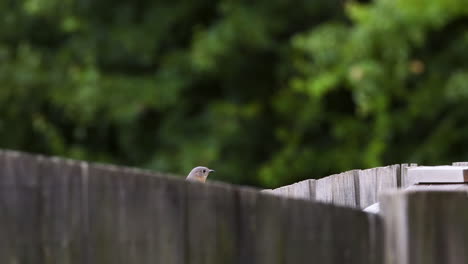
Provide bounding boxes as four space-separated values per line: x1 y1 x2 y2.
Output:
186 166 215 183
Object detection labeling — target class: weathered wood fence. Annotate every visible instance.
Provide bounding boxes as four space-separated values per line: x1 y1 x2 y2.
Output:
0 149 467 264
0 150 381 264
263 163 418 209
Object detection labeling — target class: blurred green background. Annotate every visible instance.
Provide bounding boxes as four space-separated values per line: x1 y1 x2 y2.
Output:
1 0 468 188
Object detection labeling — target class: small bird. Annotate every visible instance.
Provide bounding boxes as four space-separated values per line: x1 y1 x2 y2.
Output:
186 166 215 183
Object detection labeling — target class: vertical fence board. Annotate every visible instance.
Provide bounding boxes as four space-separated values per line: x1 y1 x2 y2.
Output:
0 151 17 262
284 199 320 264
268 179 316 201
331 170 359 208
236 188 259 264
357 168 376 209
330 207 382 264
0 151 19 263
87 165 115 263
255 193 287 264
39 157 85 264
368 213 384 263
283 199 382 264
86 164 189 264
263 185 292 197
154 175 187 264
88 165 151 264
289 180 313 200
358 165 399 209
407 192 468 264
381 191 468 264
0 151 43 263
119 170 160 264
316 176 333 203
186 181 237 264
376 165 398 191
380 191 408 264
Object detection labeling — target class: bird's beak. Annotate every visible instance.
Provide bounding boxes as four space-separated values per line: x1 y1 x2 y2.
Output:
209 169 215 173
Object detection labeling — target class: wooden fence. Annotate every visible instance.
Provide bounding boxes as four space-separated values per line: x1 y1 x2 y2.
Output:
0 150 381 264
381 191 468 264
264 163 418 209
0 149 467 264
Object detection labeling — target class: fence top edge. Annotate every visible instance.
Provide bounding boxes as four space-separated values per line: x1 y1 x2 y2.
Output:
0 148 266 194
379 188 468 199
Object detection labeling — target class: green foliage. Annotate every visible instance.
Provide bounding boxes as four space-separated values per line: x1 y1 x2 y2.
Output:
1 0 468 187
277 0 468 186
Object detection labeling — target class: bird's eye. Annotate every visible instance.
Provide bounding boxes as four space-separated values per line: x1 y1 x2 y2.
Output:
203 169 206 173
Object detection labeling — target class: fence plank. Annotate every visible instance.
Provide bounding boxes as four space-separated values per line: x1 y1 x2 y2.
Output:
377 165 399 190
357 168 377 209
39 157 86 264
87 165 182 264
186 181 237 264
255 192 288 264
381 191 468 264
236 188 259 264
0 151 43 263
290 180 314 200
87 165 128 264
154 175 187 264
331 170 359 207
358 165 399 209
267 179 315 201
86 164 162 264
316 176 333 203
272 185 291 197
284 199 382 264
380 191 408 264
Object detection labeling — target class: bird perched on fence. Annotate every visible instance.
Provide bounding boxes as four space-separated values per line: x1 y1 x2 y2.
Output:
186 166 215 183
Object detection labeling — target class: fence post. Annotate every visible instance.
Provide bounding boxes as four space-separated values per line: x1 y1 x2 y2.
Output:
381 191 468 264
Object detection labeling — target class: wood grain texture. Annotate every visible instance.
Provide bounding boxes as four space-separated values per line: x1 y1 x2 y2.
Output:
380 191 408 264
0 151 43 263
289 180 314 200
316 170 359 207
270 185 291 198
254 192 288 264
0 149 386 264
357 168 377 209
153 174 187 264
39 157 86 264
357 165 399 209
315 175 333 203
186 181 237 264
381 191 468 264
283 198 382 264
267 179 315 201
236 187 259 264
331 170 359 207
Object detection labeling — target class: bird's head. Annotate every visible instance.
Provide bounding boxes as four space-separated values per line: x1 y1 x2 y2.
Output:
186 166 215 183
